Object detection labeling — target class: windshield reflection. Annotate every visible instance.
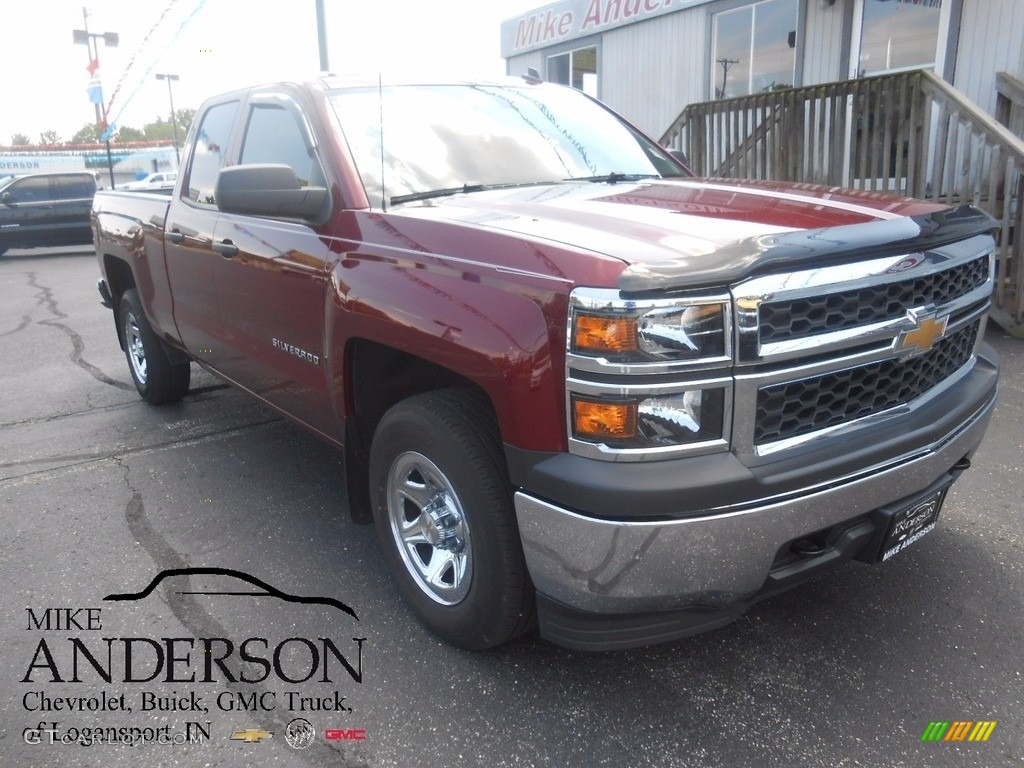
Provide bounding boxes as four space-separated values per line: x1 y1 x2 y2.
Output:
328 82 686 208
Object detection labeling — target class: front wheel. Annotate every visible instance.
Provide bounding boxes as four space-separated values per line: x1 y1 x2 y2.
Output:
119 289 190 404
369 389 534 649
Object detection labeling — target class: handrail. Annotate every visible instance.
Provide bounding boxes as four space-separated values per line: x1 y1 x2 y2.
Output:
920 70 1024 158
659 70 1024 335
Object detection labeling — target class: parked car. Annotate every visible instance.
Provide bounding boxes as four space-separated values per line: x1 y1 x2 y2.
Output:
0 171 96 256
120 171 178 192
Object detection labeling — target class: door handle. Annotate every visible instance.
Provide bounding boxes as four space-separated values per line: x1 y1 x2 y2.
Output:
213 239 239 257
166 229 184 244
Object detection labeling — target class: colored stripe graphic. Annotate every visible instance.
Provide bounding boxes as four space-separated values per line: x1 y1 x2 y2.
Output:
968 722 997 742
921 721 996 742
945 721 973 741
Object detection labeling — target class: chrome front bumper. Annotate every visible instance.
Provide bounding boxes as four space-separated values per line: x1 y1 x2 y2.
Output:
514 389 996 618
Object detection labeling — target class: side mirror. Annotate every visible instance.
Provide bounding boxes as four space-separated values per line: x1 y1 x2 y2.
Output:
215 164 329 223
668 149 690 168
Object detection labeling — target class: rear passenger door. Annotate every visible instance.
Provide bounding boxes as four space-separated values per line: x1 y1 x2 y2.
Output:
211 92 337 438
50 174 95 245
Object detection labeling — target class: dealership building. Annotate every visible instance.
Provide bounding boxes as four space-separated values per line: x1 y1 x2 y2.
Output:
501 0 1024 141
501 0 1024 336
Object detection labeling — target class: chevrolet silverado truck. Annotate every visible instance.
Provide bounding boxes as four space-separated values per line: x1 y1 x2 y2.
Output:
92 77 1000 651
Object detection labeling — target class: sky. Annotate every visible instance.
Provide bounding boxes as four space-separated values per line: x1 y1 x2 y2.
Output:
0 0 544 144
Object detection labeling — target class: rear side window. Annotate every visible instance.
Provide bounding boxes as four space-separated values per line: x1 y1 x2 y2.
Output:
5 176 50 203
186 101 239 205
240 104 323 187
54 175 95 200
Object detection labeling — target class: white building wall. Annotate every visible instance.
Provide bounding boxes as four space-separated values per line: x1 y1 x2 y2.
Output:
952 0 1024 115
600 10 708 139
801 0 844 85
505 50 546 79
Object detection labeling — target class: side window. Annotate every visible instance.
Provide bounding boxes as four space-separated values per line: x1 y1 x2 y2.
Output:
186 101 239 205
6 176 51 203
55 175 94 200
240 104 323 187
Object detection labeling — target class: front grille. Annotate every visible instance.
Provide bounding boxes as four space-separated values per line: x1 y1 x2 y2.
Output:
755 320 980 444
759 255 989 343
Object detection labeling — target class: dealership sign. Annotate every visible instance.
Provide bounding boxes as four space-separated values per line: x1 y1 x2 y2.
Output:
501 0 713 56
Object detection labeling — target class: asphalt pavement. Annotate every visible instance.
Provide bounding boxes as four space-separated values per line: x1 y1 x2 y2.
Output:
0 247 1021 768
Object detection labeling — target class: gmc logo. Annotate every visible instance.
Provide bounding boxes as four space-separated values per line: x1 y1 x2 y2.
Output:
325 728 366 741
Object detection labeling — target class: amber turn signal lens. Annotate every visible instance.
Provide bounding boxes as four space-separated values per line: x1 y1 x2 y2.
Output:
573 399 638 440
574 314 638 353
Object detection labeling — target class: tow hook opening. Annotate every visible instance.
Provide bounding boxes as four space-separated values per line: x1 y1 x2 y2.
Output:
790 538 828 557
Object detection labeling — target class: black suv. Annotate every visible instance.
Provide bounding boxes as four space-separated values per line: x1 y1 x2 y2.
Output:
0 172 97 256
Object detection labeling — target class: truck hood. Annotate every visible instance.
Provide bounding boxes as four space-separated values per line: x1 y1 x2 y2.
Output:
391 178 988 290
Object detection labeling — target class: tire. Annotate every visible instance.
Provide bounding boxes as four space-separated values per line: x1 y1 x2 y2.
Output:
369 389 535 649
119 288 190 404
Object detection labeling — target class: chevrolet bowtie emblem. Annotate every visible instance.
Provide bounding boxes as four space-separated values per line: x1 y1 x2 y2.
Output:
231 728 273 743
896 312 948 356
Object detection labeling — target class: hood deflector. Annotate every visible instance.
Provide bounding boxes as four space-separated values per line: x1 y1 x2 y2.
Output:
617 206 998 294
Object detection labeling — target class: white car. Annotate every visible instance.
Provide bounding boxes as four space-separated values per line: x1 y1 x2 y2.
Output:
121 172 177 192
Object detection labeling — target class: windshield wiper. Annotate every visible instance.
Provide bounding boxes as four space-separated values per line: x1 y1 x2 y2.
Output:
390 184 487 206
567 173 661 184
390 180 557 206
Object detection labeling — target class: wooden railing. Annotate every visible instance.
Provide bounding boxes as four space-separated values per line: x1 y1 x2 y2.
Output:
661 70 1024 336
997 71 1024 139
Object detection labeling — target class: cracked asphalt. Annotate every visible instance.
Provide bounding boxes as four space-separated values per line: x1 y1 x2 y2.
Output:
1 247 1021 768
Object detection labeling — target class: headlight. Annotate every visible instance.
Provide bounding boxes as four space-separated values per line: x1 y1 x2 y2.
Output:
571 295 728 364
567 287 733 461
572 389 725 449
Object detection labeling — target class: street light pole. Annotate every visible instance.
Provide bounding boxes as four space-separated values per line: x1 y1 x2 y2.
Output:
73 7 118 187
156 73 181 165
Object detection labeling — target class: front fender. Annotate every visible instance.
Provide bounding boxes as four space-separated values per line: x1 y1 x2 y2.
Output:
326 253 568 452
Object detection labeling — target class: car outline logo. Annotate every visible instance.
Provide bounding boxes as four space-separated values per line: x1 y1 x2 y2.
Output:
103 566 358 620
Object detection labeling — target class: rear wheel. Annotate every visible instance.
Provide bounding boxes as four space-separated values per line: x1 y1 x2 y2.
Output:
119 289 190 404
369 389 535 649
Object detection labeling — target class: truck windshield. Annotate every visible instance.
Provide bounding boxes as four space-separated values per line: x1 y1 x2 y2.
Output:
328 82 688 208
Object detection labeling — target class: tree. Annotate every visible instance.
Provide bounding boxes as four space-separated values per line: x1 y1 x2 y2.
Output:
116 126 146 142
175 107 196 134
143 116 174 142
39 130 61 146
10 133 30 146
70 123 100 144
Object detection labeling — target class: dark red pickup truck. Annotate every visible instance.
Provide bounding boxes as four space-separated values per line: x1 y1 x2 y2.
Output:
92 76 999 650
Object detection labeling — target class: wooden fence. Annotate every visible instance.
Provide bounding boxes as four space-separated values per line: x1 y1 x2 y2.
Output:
661 70 1024 337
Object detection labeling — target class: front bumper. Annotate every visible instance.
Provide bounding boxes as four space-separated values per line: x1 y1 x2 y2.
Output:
514 351 998 651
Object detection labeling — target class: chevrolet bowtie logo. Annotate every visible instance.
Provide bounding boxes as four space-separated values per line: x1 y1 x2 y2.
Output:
231 728 273 743
897 312 949 356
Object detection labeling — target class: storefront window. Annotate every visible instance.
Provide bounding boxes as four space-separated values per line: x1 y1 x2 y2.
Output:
548 46 598 97
857 0 943 76
711 0 798 99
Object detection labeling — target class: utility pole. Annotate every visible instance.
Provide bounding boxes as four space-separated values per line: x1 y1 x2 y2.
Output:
716 57 739 99
156 73 181 165
73 7 119 187
316 0 329 72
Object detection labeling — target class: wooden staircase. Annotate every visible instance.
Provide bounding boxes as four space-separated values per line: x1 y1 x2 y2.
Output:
661 69 1024 337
